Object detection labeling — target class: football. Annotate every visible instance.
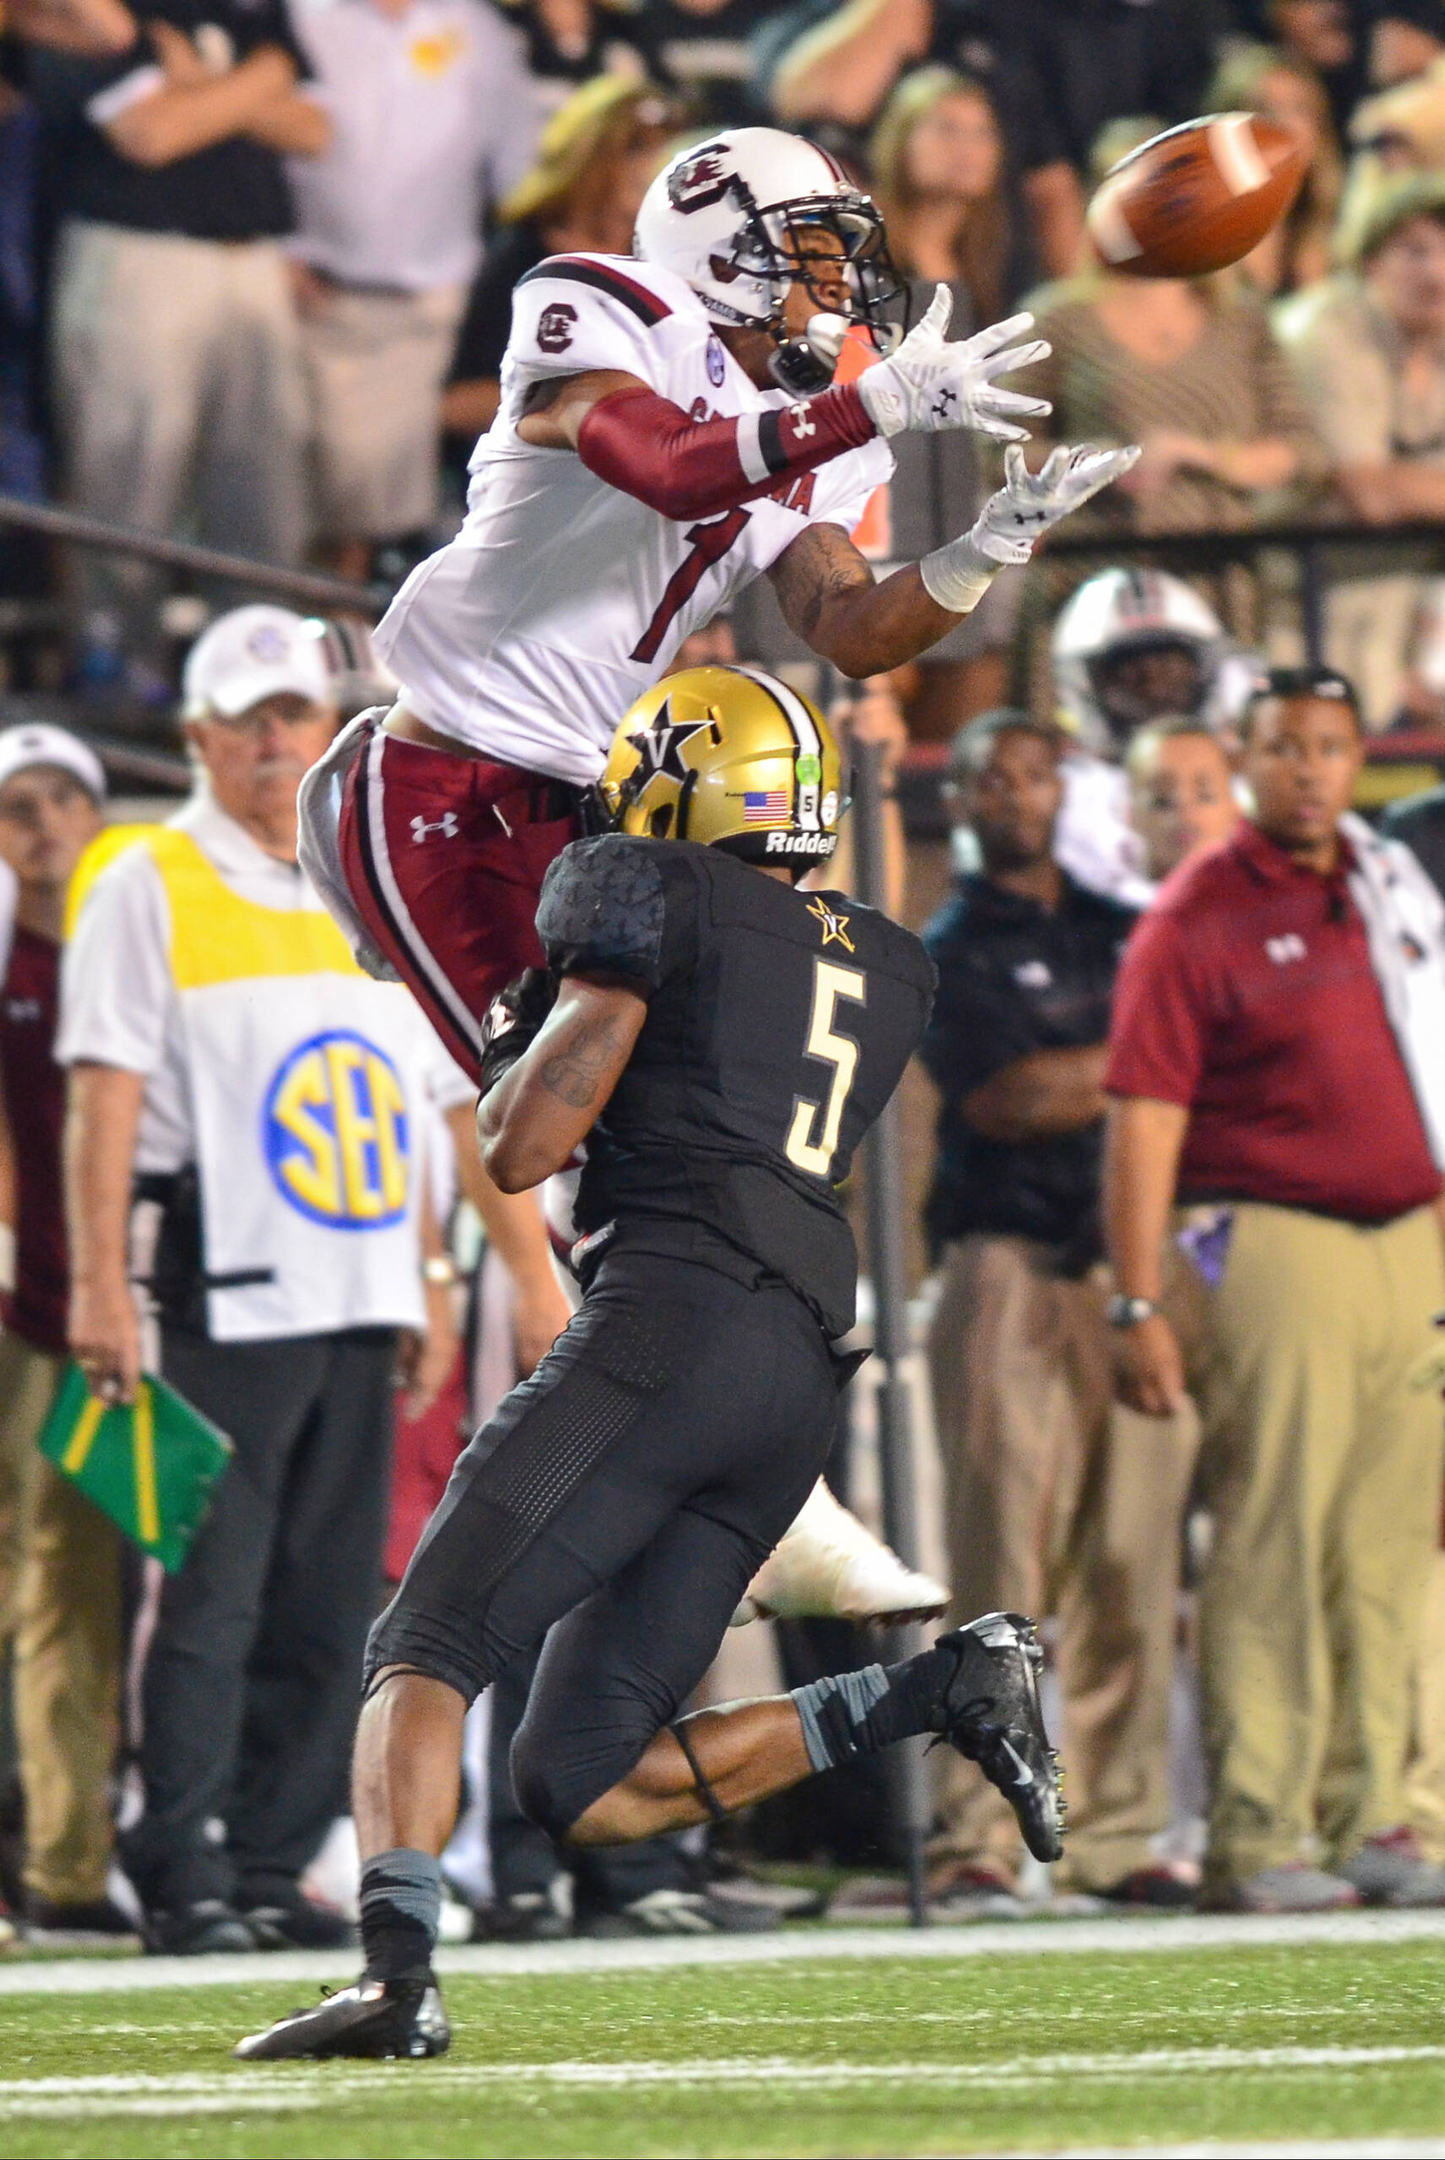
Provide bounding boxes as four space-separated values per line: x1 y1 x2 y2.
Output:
1085 112 1308 278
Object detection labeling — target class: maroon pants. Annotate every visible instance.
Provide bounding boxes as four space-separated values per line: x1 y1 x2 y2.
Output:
337 725 582 1085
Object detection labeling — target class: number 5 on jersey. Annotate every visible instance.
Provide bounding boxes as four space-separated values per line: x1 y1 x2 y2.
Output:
786 959 867 1176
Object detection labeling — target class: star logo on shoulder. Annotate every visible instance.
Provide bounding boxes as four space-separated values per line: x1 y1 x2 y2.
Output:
807 895 854 952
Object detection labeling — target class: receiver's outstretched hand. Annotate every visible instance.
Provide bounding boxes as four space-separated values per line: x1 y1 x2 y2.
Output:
856 286 1053 444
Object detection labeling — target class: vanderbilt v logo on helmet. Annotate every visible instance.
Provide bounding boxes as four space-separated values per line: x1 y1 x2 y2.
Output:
600 665 847 869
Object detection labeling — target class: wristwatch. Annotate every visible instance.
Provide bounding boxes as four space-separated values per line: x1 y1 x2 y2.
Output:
1106 1294 1159 1329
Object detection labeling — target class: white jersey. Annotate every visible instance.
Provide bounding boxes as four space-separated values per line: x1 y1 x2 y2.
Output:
374 252 893 786
1055 752 1157 911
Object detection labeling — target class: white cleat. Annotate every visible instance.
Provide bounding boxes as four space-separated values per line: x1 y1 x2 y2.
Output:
731 1478 949 1627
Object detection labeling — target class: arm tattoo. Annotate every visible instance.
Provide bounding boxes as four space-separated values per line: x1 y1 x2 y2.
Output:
538 1009 626 1110
769 522 875 641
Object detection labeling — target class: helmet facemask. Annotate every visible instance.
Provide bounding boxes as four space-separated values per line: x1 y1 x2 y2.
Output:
701 177 903 394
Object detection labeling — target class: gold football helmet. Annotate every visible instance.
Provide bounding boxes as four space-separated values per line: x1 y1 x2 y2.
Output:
599 664 846 868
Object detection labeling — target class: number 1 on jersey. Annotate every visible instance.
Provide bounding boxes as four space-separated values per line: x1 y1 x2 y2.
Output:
786 958 867 1177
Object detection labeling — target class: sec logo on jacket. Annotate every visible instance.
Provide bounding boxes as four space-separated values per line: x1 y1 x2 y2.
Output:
262 1029 410 1230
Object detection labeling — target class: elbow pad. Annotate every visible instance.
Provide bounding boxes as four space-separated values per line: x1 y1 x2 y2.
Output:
576 382 877 523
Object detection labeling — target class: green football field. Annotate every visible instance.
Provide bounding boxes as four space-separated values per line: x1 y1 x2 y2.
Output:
5 1917 1445 2159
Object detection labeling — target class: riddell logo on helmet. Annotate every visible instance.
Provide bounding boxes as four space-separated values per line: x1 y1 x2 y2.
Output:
765 830 837 856
667 147 733 214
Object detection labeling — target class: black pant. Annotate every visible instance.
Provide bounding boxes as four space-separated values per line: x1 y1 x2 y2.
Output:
486 1642 703 1912
370 1249 841 1839
122 1326 396 1910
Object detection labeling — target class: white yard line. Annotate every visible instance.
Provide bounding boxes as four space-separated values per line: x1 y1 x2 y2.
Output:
3 2041 1445 2120
4 1906 1445 1995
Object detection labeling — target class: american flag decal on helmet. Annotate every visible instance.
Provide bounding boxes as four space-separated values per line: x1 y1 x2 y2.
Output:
742 788 790 822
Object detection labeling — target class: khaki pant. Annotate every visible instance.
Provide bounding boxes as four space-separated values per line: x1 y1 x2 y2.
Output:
1406 1551 1445 1863
1195 1202 1445 1890
0 1330 50 1646
1324 572 1423 731
927 1235 1200 1892
0 1333 122 1904
298 280 466 541
53 221 309 644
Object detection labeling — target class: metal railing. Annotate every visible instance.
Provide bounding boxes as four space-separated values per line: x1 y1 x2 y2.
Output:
0 493 385 615
1044 513 1445 671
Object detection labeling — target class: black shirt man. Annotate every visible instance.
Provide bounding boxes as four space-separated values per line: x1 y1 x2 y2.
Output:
919 708 1200 1916
24 0 327 650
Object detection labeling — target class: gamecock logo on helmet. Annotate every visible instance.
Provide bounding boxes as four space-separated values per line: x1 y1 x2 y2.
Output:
536 302 577 353
667 146 734 215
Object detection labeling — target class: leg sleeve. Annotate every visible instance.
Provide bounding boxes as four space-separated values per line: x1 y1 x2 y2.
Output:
510 1504 777 1842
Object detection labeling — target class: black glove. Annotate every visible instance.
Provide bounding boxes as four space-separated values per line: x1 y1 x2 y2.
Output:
477 966 558 1099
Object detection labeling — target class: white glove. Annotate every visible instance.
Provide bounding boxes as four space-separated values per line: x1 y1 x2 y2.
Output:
855 286 1052 443
919 441 1142 614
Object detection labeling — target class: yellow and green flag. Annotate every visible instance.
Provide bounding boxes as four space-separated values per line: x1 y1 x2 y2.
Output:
38 1365 233 1575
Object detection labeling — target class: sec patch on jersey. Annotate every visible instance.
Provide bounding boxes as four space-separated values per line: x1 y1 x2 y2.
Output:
1086 112 1307 278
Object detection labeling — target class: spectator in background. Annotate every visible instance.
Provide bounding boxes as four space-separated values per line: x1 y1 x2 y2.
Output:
0 726 125 1942
0 65 45 505
643 0 778 129
1125 719 1240 885
1049 566 1232 908
59 607 465 1955
1369 1 1445 90
1027 123 1324 542
1270 0 1363 138
1278 173 1445 727
758 0 1084 279
1379 766 1445 1870
15 0 328 667
1206 43 1342 298
493 0 653 117
284 0 542 582
1018 0 1225 176
849 65 1036 730
442 77 675 446
921 710 1199 1913
871 67 1038 334
1382 717 1445 885
1105 666 1445 1912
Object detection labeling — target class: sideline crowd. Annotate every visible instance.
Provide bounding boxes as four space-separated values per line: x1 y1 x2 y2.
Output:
2 0 1445 1949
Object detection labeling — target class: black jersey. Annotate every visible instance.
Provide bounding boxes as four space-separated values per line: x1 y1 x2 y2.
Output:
536 836 936 1338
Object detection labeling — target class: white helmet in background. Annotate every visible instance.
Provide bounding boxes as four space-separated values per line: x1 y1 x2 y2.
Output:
1052 567 1227 752
633 127 901 394
318 617 398 723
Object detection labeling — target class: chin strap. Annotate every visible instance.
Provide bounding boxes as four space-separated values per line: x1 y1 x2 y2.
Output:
670 1718 730 1826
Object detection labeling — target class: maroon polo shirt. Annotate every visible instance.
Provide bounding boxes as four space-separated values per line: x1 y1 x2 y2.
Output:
0 926 68 1353
1106 819 1441 1223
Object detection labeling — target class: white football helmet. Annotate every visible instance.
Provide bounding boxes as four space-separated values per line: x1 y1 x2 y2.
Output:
318 616 398 723
633 127 901 394
1052 567 1227 751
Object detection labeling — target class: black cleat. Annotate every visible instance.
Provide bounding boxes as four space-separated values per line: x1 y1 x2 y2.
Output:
925 1612 1064 1862
234 1973 450 2061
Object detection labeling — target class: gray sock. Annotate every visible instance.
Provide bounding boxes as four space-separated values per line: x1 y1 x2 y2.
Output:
791 1665 889 1771
359 1847 442 1982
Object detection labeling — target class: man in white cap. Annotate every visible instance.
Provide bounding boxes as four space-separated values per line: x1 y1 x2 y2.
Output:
0 724 113 1942
59 605 469 1956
